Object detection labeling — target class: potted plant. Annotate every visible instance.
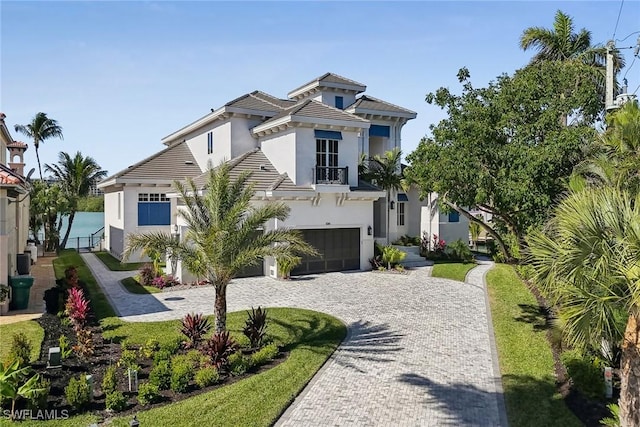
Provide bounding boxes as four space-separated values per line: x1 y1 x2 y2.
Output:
0 284 10 315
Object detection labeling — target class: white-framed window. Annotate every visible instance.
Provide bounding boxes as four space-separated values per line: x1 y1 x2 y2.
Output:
117 193 121 220
316 138 339 182
397 202 405 226
207 132 213 154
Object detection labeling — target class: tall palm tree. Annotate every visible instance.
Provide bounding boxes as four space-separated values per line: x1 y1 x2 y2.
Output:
45 152 107 250
123 161 317 332
527 187 640 427
14 112 64 179
361 148 404 244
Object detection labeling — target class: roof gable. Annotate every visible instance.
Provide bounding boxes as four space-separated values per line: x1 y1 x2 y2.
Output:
288 72 367 99
346 95 417 118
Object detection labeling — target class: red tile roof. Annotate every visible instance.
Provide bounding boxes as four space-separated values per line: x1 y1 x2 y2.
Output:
7 141 27 149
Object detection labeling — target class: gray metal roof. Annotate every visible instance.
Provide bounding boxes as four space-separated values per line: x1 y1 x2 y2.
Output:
192 148 308 192
346 95 417 117
101 142 200 182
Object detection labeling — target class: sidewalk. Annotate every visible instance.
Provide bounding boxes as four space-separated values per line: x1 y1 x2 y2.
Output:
0 254 56 325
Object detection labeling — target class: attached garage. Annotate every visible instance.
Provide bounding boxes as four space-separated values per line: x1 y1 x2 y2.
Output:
293 228 361 275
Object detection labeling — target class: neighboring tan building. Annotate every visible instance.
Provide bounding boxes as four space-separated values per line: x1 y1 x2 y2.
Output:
99 73 469 280
0 113 30 284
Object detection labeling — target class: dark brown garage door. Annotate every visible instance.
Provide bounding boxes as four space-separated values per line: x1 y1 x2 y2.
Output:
293 228 360 275
237 262 264 278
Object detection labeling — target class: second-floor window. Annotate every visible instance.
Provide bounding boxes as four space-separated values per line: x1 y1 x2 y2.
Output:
207 132 213 154
335 96 344 109
316 138 339 182
397 202 405 226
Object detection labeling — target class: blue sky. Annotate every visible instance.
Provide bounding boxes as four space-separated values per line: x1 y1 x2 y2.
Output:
2 1 639 177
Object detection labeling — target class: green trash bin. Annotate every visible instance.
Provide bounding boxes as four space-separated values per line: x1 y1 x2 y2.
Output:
9 275 34 310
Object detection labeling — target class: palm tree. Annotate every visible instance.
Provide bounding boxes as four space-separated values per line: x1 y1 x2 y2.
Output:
14 112 64 179
123 161 317 332
45 152 107 250
527 187 640 427
362 148 404 244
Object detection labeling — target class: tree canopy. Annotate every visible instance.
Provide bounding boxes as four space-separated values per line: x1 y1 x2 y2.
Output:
405 60 601 259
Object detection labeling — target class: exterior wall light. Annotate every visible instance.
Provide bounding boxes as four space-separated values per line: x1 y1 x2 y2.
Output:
367 226 372 236
390 201 395 210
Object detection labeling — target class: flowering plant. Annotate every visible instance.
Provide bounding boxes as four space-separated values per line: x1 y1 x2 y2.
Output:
432 234 446 252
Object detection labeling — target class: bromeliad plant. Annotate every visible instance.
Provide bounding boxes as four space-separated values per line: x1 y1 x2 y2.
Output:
180 313 211 349
243 307 268 348
202 331 238 369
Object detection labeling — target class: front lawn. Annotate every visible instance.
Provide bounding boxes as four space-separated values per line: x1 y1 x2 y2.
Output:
120 276 161 294
486 264 581 427
0 249 347 427
431 261 476 282
0 320 44 363
95 251 145 271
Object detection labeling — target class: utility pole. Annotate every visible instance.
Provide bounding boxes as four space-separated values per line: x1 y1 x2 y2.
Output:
606 40 616 111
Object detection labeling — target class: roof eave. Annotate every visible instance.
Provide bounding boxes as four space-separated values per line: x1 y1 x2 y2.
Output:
347 108 417 120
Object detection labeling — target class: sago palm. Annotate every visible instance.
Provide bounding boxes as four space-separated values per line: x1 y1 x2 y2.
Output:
124 161 317 332
527 187 640 426
45 151 107 250
14 112 64 179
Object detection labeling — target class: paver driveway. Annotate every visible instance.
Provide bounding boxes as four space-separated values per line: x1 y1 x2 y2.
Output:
82 254 506 426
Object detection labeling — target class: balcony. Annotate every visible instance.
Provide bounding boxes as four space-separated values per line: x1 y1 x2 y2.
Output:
313 166 349 185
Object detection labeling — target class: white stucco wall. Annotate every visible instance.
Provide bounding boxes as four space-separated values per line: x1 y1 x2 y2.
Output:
186 120 231 170
230 117 260 159
259 129 297 182
419 192 470 249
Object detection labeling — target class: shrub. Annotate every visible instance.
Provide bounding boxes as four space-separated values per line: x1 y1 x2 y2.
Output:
152 276 168 289
277 256 301 279
105 391 127 412
243 306 268 348
7 332 32 367
561 350 605 399
64 266 79 288
250 343 279 367
118 349 139 370
59 335 72 359
202 331 238 369
180 313 211 349
149 360 171 390
65 288 90 330
139 339 160 359
381 245 406 269
159 337 182 355
228 352 249 376
445 239 474 263
139 264 156 286
194 366 219 388
368 255 384 270
102 365 118 395
137 382 160 406
515 264 535 281
185 349 208 369
65 374 91 410
153 349 172 364
28 376 50 410
72 328 94 360
170 359 193 393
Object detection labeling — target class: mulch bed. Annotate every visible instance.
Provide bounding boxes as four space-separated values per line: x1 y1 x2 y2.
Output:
520 276 616 426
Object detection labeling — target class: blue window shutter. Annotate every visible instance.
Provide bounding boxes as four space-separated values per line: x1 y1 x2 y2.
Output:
138 202 170 226
335 96 344 109
397 193 409 202
369 125 390 137
448 211 460 223
314 130 343 140
138 203 150 226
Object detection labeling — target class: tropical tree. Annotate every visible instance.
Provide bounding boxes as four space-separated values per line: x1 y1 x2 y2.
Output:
469 214 482 250
45 152 107 250
14 112 64 179
405 61 600 260
361 148 404 244
527 187 640 427
123 162 317 332
28 180 70 251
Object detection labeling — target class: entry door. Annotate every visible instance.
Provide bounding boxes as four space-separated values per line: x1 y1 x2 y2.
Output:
316 139 339 182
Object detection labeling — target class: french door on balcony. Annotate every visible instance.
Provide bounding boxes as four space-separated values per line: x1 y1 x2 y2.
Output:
316 139 339 183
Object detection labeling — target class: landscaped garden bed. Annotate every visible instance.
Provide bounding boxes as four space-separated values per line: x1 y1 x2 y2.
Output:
0 250 346 426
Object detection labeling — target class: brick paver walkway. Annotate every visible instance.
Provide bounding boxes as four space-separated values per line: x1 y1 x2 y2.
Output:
82 253 506 426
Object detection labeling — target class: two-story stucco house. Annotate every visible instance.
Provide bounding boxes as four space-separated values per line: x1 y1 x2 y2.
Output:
0 113 31 285
99 73 468 280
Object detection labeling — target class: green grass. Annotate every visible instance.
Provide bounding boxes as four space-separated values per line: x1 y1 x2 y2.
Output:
54 249 116 319
486 264 581 427
3 249 346 427
95 251 145 271
0 320 44 364
120 276 161 294
431 261 476 282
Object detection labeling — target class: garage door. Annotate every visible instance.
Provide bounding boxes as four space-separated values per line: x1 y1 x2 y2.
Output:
237 261 264 278
293 228 360 275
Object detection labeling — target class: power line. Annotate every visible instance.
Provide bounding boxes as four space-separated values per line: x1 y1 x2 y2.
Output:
612 0 625 40
616 31 640 43
623 55 637 80
633 83 640 95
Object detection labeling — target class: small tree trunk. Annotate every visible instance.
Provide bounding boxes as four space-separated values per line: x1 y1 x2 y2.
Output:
60 210 76 250
619 310 640 427
214 282 228 333
35 146 43 180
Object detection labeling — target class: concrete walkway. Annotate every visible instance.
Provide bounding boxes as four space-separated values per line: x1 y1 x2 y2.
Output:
82 253 506 426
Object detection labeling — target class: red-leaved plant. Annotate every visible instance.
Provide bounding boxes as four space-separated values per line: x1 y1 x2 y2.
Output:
202 331 238 369
243 307 268 348
180 313 211 349
64 266 79 288
65 288 90 330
